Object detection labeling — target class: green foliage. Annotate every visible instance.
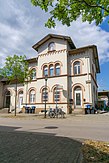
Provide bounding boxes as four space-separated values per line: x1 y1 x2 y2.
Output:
31 0 109 28
0 55 29 83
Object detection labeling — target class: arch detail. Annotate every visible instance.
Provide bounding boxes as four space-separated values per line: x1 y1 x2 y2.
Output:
27 87 36 94
40 86 50 93
71 58 84 65
72 83 85 92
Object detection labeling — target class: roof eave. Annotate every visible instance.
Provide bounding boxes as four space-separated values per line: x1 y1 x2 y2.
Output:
32 34 76 51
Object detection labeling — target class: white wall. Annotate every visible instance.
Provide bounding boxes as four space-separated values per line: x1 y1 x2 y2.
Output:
38 38 67 54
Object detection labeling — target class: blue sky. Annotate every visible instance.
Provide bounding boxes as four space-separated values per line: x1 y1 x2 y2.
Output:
0 0 109 91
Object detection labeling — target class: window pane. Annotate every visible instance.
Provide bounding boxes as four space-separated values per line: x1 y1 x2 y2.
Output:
42 88 48 102
76 93 81 105
78 66 80 74
48 42 55 51
44 67 48 76
55 66 60 75
54 88 60 102
74 61 80 75
31 69 36 80
50 66 54 76
74 66 77 74
30 90 35 103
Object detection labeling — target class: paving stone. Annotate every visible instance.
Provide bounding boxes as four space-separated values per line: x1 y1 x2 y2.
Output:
0 130 82 163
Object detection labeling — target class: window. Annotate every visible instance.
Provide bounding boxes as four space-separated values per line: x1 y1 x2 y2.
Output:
31 69 36 80
42 88 48 102
54 87 61 102
48 42 55 51
55 64 60 76
29 90 35 103
43 66 48 76
74 61 80 75
19 91 23 94
49 65 54 76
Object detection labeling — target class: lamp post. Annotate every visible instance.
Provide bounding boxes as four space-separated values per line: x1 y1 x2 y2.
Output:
44 75 48 118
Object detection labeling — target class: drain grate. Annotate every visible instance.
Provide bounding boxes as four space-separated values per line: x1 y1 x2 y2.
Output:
44 126 58 129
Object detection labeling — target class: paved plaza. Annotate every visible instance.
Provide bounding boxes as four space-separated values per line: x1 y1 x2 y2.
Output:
0 113 109 162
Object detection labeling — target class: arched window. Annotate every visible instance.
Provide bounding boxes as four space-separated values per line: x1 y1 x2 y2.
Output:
53 86 61 102
19 91 23 94
55 63 60 76
31 68 36 80
48 42 55 51
74 61 80 75
43 65 48 77
29 89 36 103
49 65 54 76
42 88 48 102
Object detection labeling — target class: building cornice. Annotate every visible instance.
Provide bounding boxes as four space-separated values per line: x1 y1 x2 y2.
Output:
39 49 67 57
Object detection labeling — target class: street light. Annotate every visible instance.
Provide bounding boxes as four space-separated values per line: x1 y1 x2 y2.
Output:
44 75 48 118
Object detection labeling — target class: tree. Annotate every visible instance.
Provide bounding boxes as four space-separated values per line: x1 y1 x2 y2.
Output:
31 0 109 28
0 55 30 116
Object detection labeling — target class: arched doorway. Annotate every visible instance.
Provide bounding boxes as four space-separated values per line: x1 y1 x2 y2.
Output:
74 86 82 108
4 90 11 108
18 91 23 109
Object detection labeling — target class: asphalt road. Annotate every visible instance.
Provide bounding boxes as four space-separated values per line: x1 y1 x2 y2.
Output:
0 113 109 142
0 113 109 163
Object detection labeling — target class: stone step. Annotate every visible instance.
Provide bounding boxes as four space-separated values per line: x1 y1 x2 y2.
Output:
72 108 84 115
0 108 9 113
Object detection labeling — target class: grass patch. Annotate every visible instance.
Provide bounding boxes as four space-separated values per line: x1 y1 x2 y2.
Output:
82 140 109 163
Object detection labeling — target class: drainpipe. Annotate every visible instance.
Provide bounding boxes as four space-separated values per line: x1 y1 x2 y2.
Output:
86 51 91 103
67 50 70 113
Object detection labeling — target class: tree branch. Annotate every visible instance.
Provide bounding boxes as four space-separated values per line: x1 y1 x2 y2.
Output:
79 0 109 13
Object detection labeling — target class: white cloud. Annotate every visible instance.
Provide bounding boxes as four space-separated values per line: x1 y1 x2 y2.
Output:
53 18 109 64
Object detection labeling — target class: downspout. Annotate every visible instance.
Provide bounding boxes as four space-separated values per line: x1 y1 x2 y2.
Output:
87 50 91 103
67 50 70 113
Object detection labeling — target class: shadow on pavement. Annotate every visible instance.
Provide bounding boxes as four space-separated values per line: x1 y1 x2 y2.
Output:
0 125 82 163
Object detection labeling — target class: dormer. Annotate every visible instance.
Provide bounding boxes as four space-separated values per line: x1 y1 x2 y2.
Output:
32 34 76 55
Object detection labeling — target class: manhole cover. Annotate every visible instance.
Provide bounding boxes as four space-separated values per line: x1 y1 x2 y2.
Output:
44 126 58 129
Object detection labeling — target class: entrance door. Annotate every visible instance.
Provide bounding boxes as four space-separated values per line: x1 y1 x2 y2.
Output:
74 87 82 108
18 91 23 109
19 95 23 109
4 91 10 108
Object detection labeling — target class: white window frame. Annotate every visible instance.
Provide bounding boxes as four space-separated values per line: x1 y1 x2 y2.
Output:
48 42 55 51
55 64 60 76
74 61 80 75
29 90 35 103
31 69 36 80
43 66 48 76
49 65 54 76
42 88 48 102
